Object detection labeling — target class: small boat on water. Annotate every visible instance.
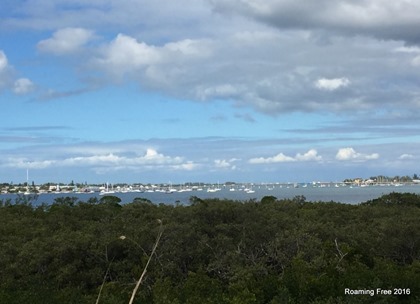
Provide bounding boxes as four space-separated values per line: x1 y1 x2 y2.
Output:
99 183 115 195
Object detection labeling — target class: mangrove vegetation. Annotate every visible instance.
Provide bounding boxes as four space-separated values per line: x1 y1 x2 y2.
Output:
0 193 419 303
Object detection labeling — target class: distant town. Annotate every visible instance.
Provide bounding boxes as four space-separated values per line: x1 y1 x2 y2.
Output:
1 174 419 195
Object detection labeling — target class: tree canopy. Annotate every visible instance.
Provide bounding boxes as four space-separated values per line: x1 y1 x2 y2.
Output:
0 193 419 303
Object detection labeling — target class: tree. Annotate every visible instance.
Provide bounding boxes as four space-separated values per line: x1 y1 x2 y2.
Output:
261 195 277 204
99 195 121 205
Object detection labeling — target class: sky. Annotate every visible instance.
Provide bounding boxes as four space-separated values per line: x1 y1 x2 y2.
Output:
1 0 420 184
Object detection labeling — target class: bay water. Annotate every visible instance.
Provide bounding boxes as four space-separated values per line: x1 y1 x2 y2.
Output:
2 184 420 205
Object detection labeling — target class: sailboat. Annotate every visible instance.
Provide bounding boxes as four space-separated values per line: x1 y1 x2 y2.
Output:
244 185 255 193
99 183 115 195
24 169 31 195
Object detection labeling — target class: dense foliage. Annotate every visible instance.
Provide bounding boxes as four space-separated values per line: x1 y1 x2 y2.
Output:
1 193 419 303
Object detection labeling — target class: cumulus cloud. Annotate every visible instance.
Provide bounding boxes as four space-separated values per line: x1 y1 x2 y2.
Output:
295 149 322 161
197 84 241 100
68 149 183 167
335 147 379 161
13 78 35 95
0 50 33 94
37 27 94 55
0 50 8 71
0 50 12 89
249 149 321 164
84 26 420 117
95 34 213 78
214 158 238 170
5 0 420 122
5 157 54 169
398 154 414 160
394 46 420 54
171 162 198 171
249 153 294 164
90 31 374 114
96 34 160 72
6 2 416 116
315 77 350 91
7 0 420 44
210 0 420 43
6 148 196 172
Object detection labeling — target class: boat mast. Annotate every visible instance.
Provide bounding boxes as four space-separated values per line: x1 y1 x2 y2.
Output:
26 169 29 194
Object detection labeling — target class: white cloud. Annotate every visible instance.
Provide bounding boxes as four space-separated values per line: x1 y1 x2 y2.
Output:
315 77 350 91
0 50 11 89
91 30 398 115
0 50 8 71
196 84 241 100
398 153 414 160
5 157 55 169
249 153 294 164
5 0 420 123
214 158 237 170
37 27 94 55
139 148 183 165
95 34 213 79
395 46 420 67
249 149 321 164
63 149 184 167
13 78 35 95
336 147 379 161
0 50 35 95
17 7 413 116
6 148 195 172
165 39 213 57
97 34 160 72
171 162 199 171
0 50 13 91
295 149 322 161
214 159 231 168
394 46 420 54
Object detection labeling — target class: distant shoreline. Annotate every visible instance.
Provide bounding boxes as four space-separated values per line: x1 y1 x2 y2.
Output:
2 183 420 205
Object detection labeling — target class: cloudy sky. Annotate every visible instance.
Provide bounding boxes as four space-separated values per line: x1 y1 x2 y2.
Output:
1 0 420 184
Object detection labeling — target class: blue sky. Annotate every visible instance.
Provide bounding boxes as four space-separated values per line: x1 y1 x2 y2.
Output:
1 0 420 184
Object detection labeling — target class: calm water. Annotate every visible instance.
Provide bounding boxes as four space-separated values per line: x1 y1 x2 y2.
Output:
2 184 420 205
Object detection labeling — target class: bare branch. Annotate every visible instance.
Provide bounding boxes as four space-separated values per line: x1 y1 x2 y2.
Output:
128 220 164 304
334 238 348 269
